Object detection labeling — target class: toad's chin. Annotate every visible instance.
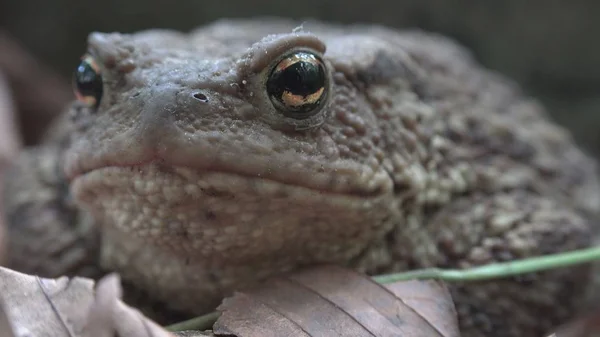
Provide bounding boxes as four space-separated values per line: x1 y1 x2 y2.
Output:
71 163 396 266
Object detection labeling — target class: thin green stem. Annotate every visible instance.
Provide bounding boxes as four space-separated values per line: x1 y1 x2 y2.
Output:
374 246 600 284
165 311 221 332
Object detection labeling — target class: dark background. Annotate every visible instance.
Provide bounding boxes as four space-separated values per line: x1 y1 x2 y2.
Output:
2 0 600 157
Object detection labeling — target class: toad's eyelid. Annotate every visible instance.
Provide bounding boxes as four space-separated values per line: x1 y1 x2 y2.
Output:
239 33 326 75
81 54 102 73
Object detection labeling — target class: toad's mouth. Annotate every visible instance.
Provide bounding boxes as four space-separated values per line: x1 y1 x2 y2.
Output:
65 150 394 198
71 163 397 270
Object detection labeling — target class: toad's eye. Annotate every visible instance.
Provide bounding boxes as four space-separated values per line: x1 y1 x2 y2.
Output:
266 51 328 119
73 54 103 108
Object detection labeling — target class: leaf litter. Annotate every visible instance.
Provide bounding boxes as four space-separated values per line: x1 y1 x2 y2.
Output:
0 261 597 336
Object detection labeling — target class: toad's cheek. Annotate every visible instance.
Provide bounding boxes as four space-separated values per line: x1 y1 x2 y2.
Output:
70 164 397 267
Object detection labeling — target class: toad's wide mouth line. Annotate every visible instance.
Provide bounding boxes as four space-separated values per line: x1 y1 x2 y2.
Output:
67 158 392 198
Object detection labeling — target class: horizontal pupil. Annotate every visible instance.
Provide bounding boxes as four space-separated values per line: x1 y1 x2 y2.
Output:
281 61 323 96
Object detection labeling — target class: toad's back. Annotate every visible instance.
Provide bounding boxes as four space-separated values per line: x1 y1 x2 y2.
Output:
4 19 599 337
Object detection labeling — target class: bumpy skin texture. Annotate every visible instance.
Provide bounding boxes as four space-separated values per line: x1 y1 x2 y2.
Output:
3 19 600 337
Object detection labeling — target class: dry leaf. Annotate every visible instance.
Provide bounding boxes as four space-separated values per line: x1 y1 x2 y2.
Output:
0 267 178 337
0 298 15 337
386 280 460 337
546 307 600 337
213 265 459 337
0 266 95 336
84 274 176 337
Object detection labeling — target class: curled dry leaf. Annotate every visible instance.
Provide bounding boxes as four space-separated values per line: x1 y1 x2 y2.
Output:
0 267 179 337
213 265 460 337
0 266 95 337
84 273 176 337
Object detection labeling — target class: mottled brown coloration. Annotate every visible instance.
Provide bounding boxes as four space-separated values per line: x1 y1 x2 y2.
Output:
3 19 600 337
4 144 101 278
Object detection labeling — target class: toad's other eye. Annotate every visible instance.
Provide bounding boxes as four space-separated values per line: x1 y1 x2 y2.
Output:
73 54 103 108
266 51 328 119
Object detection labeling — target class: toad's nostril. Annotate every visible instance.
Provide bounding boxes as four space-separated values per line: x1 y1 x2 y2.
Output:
193 92 209 102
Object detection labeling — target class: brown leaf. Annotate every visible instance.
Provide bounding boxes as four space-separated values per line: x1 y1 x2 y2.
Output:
386 280 460 337
546 307 600 337
0 267 177 337
213 265 459 337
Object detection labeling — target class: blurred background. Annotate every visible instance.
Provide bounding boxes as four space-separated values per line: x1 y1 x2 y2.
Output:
2 0 600 158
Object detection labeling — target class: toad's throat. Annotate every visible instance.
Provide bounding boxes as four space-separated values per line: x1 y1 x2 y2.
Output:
71 164 396 267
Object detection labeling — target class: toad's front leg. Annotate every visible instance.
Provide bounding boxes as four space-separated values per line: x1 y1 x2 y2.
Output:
393 190 595 337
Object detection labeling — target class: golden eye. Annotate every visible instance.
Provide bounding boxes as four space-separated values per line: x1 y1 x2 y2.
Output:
72 54 103 108
266 51 327 119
